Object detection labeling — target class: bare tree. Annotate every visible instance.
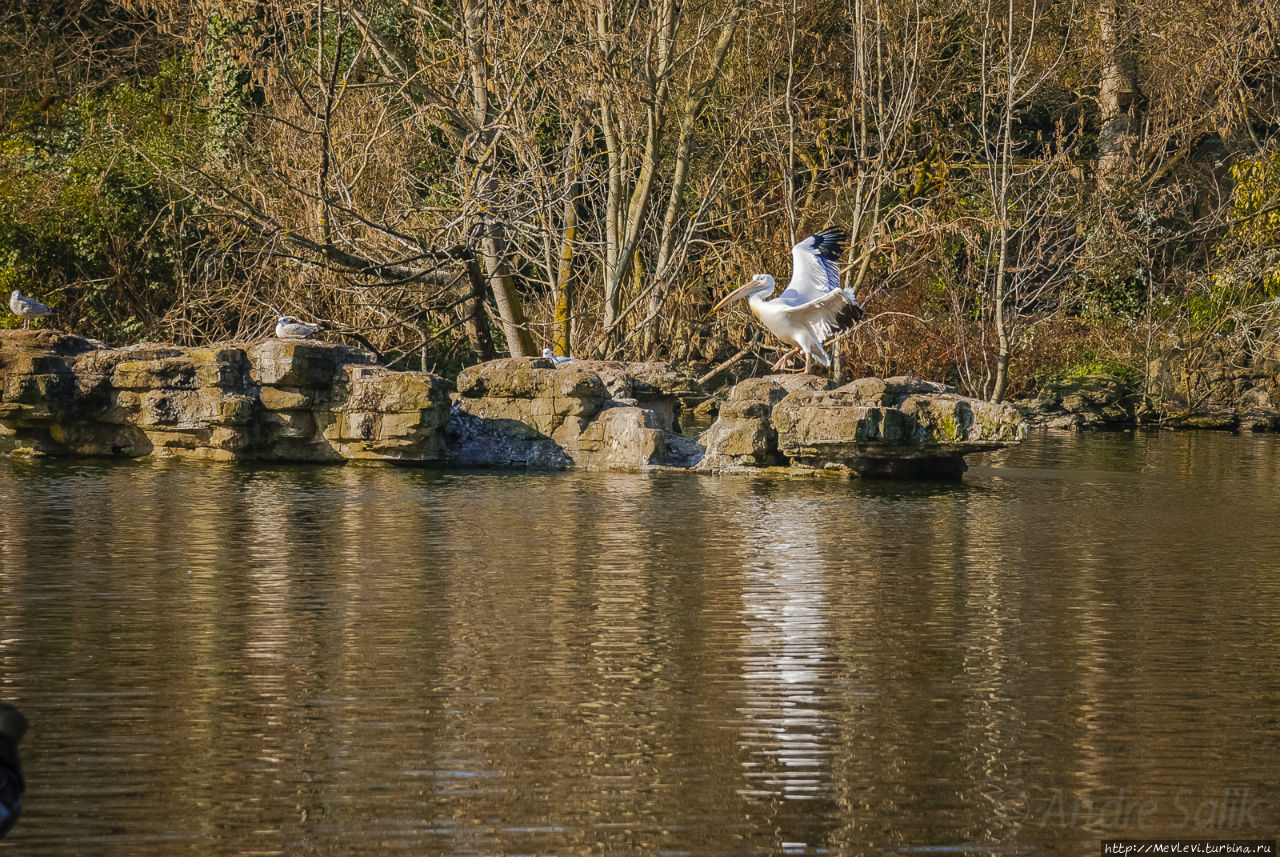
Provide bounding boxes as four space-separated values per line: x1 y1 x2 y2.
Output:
967 0 1078 401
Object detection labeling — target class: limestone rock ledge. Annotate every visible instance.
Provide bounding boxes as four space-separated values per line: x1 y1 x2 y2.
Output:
445 357 701 471
0 330 451 462
699 375 1027 478
2 331 1024 477
696 375 833 469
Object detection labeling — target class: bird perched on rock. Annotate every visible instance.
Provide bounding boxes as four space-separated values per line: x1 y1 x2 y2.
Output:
0 703 26 840
9 290 52 330
275 316 321 339
541 347 574 365
711 228 864 374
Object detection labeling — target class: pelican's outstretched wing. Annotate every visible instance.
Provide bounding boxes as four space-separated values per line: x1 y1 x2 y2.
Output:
783 228 848 304
776 287 864 343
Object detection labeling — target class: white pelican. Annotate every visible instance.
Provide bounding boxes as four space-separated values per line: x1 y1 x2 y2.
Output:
711 228 864 374
541 347 574 365
275 315 320 339
9 290 51 330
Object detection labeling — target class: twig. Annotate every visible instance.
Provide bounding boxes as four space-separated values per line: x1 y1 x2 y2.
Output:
697 334 761 386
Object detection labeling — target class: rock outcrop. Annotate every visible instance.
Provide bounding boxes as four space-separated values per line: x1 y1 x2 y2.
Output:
1014 374 1139 429
0 330 451 462
696 375 832 469
1013 330 1280 431
445 357 701 470
1146 333 1280 428
2 330 1025 478
1144 343 1280 430
701 375 1026 478
1014 366 1280 432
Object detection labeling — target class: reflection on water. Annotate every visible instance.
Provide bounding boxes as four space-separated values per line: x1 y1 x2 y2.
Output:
0 431 1278 855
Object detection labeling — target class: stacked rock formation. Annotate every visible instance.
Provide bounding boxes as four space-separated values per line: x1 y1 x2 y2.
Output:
0 331 450 462
1 330 1025 477
696 375 832 469
699 375 1026 478
445 357 701 470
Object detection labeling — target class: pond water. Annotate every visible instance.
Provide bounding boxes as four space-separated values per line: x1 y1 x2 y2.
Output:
0 431 1277 855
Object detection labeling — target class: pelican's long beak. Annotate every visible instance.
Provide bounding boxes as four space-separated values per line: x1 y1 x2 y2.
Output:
711 281 758 314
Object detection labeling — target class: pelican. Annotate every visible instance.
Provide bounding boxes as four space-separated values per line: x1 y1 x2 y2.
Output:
275 315 320 339
541 347 574 365
9 290 51 330
711 228 864 374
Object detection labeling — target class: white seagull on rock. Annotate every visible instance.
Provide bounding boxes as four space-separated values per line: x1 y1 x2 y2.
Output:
275 316 321 339
711 228 864 374
9 290 52 330
541 347 574 365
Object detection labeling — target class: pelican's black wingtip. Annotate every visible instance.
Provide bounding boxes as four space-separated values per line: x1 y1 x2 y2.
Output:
810 227 848 261
835 297 864 331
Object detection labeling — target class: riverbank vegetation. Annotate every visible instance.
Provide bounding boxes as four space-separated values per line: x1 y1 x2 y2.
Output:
2 0 1279 401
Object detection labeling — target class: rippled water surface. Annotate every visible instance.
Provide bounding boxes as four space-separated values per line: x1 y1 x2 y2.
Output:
1 431 1278 855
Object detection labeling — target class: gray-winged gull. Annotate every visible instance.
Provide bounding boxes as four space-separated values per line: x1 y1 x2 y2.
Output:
275 316 321 339
9 291 51 330
541 347 574 365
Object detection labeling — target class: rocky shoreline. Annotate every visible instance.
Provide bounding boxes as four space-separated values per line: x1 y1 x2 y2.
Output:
6 327 1275 482
1012 370 1280 432
0 330 1026 479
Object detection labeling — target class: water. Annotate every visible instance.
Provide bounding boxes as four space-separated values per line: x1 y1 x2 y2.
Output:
0 431 1277 855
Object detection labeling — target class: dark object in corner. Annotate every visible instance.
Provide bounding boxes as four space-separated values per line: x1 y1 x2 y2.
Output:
0 703 27 839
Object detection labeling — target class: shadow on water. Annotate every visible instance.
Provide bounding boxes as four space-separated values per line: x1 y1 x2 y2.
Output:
0 431 1277 855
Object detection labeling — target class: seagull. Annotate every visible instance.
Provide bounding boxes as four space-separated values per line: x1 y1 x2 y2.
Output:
541 347 574 365
711 228 864 374
275 315 320 339
9 290 52 330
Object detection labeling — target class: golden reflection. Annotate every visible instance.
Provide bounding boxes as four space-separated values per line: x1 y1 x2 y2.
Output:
0 433 1278 856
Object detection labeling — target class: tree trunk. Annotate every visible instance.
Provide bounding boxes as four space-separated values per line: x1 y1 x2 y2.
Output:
990 0 1017 403
553 120 583 357
463 0 535 358
598 96 623 332
480 223 535 357
554 210 575 357
1096 0 1141 187
597 0 676 350
462 257 496 362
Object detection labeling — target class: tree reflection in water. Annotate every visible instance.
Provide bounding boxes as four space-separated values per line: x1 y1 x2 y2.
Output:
0 432 1277 855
